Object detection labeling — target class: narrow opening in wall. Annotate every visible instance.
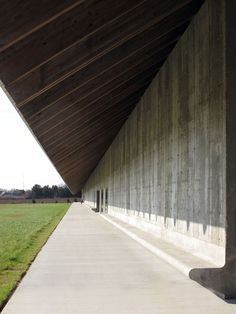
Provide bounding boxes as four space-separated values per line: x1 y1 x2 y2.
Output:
101 189 104 213
96 190 100 212
105 188 108 213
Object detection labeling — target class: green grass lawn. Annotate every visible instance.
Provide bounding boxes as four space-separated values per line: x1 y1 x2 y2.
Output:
0 203 70 308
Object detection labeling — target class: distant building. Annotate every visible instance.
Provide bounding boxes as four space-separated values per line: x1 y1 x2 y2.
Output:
0 189 26 200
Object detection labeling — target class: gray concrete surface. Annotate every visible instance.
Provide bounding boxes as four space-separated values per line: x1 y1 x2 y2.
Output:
2 203 236 314
83 0 236 297
83 0 226 259
101 213 218 276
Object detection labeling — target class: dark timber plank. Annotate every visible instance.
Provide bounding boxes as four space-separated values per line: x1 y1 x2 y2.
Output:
28 44 173 129
46 94 144 160
22 40 176 121
0 0 83 52
35 71 154 145
0 0 154 83
42 91 144 153
17 23 186 114
52 119 128 164
6 1 198 100
1 0 194 85
32 56 164 135
54 125 124 173
47 109 134 179
62 148 112 188
56 109 135 176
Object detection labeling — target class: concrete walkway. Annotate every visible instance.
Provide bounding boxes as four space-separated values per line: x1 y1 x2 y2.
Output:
2 204 236 314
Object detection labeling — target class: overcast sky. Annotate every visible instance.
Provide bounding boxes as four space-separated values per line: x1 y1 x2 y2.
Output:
0 87 64 190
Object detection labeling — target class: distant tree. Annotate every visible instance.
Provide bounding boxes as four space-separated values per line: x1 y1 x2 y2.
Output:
42 185 52 198
51 185 59 198
57 185 73 198
31 184 43 199
29 184 79 199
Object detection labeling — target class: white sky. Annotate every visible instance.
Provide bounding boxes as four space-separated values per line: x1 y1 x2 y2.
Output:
0 87 64 190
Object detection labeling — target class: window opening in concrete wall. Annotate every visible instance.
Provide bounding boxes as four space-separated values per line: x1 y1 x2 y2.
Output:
96 190 100 212
105 188 108 213
101 189 104 213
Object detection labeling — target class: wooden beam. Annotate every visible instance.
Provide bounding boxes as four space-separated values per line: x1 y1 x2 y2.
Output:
55 124 124 173
46 96 142 164
0 0 152 83
16 22 186 116
0 0 84 52
43 91 144 153
49 98 143 162
6 0 198 99
62 150 111 187
57 111 133 176
32 57 164 135
52 119 127 164
21 37 176 121
36 70 155 145
28 44 172 129
61 156 103 180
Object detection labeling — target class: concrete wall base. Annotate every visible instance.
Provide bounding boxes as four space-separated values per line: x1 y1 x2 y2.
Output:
105 207 225 267
189 260 236 299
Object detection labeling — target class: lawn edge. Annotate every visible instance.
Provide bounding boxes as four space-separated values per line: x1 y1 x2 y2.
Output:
0 203 71 312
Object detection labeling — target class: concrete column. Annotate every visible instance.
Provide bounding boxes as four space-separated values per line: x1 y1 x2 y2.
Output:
190 0 236 299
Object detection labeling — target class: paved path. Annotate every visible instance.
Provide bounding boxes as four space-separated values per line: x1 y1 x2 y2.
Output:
2 204 236 314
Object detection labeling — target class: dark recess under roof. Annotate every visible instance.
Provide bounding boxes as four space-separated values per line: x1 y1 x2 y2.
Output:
0 0 204 193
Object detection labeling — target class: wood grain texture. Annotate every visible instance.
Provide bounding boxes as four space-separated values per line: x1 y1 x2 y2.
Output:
0 0 204 193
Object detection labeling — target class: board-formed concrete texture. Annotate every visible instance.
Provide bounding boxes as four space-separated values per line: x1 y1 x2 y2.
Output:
84 0 226 262
2 204 236 314
83 0 236 298
1 0 236 300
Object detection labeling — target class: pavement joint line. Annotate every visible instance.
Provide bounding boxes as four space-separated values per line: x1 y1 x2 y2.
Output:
100 213 191 277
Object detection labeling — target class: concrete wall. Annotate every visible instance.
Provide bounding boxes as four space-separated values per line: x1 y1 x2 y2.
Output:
83 0 226 264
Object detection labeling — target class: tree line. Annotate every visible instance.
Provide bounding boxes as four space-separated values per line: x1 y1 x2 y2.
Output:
27 184 81 199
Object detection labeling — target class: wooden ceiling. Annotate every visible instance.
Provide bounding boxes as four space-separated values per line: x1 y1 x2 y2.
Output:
0 0 204 193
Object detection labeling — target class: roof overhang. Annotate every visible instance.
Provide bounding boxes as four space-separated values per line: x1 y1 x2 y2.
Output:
0 0 203 193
